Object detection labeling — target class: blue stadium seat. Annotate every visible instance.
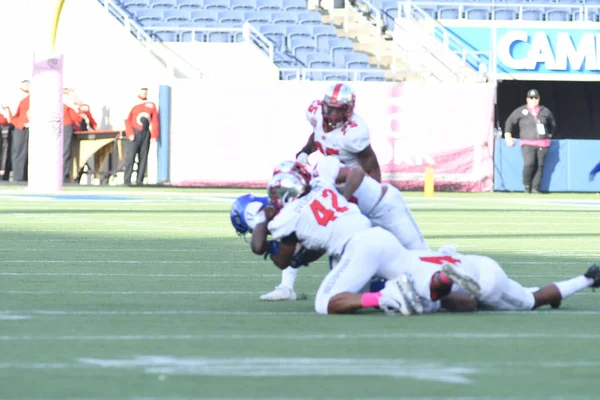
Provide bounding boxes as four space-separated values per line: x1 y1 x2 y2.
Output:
245 10 272 24
124 0 150 12
304 52 330 68
326 37 353 59
572 9 599 21
298 11 322 24
179 21 208 41
205 22 237 42
230 0 256 10
164 9 192 21
150 0 177 9
283 0 307 11
309 61 334 80
344 53 370 69
323 69 349 81
144 20 179 41
360 69 386 82
218 10 245 23
465 7 490 20
493 8 518 20
271 11 298 24
545 8 570 21
191 9 219 22
289 37 317 59
135 9 164 22
312 25 338 50
257 0 281 11
522 8 545 20
177 0 203 9
260 24 286 51
280 70 301 80
285 25 312 44
438 6 460 19
204 0 229 10
381 1 398 30
418 6 437 19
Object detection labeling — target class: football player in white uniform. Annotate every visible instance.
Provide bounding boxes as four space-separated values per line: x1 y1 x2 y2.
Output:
262 84 382 302
312 156 428 251
251 172 475 315
296 83 381 182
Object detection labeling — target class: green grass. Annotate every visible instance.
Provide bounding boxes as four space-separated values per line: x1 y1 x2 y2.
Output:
0 188 599 400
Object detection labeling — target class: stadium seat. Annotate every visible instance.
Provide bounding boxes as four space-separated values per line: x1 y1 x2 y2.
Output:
298 11 322 24
381 1 398 30
280 69 301 80
271 11 298 24
344 53 370 69
304 52 330 68
326 37 354 59
285 25 312 43
418 6 437 19
135 9 164 22
545 9 570 21
257 0 282 11
493 8 518 20
309 61 334 80
259 24 286 51
572 9 599 21
191 9 219 22
312 24 338 50
179 21 208 41
218 10 245 23
124 0 150 12
144 20 179 41
230 0 256 10
360 69 386 81
177 0 203 9
245 10 272 24
283 0 307 11
289 37 317 59
150 0 177 9
465 7 491 20
204 0 229 10
205 22 238 42
438 6 460 19
522 8 545 21
164 9 192 21
323 69 349 81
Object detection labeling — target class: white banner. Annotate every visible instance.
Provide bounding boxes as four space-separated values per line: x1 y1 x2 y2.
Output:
169 81 495 191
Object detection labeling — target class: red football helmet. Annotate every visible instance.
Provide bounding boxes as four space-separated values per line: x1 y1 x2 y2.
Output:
322 83 356 131
273 160 311 185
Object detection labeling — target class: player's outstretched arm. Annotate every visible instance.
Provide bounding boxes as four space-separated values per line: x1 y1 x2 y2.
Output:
342 166 366 201
357 145 381 182
251 221 269 255
296 133 317 165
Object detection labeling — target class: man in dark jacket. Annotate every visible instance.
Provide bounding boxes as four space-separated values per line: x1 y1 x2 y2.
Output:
504 89 557 194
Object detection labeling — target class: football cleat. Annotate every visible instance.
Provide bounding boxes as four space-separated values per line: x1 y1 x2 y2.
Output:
584 264 600 288
379 275 419 316
260 285 297 301
396 273 424 315
441 262 482 298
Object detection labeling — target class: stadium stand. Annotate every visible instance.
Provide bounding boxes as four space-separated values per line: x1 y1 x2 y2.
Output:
110 0 388 81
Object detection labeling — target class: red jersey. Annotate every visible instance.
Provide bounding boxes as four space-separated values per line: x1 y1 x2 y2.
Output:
64 104 82 127
124 100 159 139
77 104 97 130
11 96 30 130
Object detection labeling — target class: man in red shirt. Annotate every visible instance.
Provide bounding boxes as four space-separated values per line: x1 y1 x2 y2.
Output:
123 87 159 185
63 103 83 183
10 80 30 182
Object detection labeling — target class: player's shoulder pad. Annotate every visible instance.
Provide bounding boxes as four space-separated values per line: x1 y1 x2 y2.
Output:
305 99 322 128
341 114 370 153
267 198 304 240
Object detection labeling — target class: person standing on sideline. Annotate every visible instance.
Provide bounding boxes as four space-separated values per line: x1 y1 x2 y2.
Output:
123 87 159 186
10 80 30 182
504 89 557 194
0 105 12 180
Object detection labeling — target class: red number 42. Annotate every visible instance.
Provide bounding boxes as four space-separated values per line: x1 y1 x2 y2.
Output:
310 189 348 226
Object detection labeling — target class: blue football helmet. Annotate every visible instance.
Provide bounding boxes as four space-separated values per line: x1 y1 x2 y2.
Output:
230 193 270 236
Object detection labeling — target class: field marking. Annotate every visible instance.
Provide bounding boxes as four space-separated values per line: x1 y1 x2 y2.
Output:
2 332 600 341
0 291 262 295
0 314 30 320
0 397 596 400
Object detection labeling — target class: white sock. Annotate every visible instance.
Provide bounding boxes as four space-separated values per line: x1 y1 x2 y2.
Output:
554 275 594 299
280 267 298 289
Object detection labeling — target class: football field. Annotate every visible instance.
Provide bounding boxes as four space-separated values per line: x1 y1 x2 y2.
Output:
0 187 599 400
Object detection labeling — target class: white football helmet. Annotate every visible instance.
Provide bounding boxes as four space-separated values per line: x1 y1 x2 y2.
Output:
272 160 311 185
322 83 356 131
267 172 307 209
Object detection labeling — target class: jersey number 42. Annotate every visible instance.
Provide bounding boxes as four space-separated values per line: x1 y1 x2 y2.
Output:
310 189 348 226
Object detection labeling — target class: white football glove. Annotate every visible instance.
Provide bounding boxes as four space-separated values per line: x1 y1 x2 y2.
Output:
296 152 309 166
